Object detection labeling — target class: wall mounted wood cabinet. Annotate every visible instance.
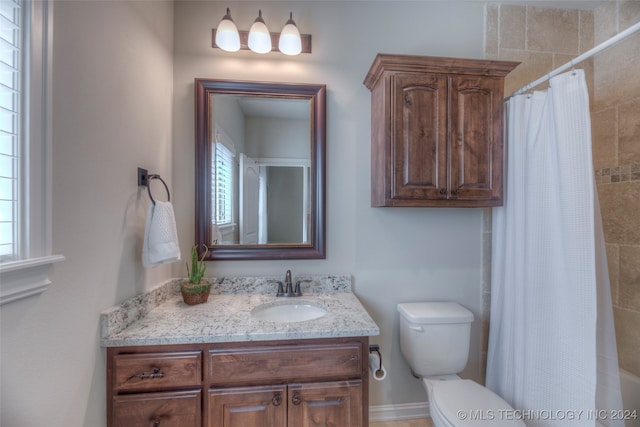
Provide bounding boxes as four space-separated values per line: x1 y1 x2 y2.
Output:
107 337 369 427
364 54 519 207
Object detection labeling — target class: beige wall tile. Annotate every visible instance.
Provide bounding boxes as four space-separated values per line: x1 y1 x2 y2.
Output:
553 53 574 69
591 107 618 169
500 5 526 50
579 10 594 53
483 208 493 234
613 307 640 377
481 317 490 360
592 1 640 367
619 0 640 32
594 1 618 45
599 181 640 244
500 49 553 94
594 34 640 110
618 97 640 165
527 7 579 54
606 243 620 305
485 3 499 56
619 245 640 311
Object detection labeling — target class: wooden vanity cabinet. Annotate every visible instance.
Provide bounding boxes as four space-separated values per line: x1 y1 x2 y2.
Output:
207 340 366 427
107 345 204 427
364 54 519 207
106 337 369 427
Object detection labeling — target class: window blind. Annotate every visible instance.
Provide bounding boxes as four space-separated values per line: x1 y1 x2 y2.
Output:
212 142 234 226
0 0 21 261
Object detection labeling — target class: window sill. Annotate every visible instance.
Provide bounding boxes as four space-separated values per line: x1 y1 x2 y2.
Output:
0 255 66 305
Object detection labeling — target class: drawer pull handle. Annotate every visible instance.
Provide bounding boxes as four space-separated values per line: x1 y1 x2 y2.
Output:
272 393 282 406
292 392 302 405
152 418 160 427
134 367 165 380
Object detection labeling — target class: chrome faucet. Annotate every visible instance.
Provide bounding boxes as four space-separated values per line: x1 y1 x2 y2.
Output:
276 269 302 297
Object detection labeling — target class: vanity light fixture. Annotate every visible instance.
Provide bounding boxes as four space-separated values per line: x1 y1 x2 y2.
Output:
214 8 240 52
248 10 271 54
279 12 302 56
212 9 312 55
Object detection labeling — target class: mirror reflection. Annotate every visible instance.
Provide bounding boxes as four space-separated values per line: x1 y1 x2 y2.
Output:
211 95 310 245
194 79 326 260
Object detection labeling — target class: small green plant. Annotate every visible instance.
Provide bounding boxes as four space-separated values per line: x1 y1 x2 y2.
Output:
186 245 208 284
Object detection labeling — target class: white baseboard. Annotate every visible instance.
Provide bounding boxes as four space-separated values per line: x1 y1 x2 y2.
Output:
369 402 430 422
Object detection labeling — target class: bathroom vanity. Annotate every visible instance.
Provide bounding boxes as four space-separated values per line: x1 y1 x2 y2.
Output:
101 276 379 427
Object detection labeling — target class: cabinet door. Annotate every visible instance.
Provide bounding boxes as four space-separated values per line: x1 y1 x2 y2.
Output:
391 73 448 202
209 385 286 427
288 380 363 427
450 76 504 205
112 390 201 427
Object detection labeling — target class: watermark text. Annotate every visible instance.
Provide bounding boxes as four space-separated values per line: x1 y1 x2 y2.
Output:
456 409 638 422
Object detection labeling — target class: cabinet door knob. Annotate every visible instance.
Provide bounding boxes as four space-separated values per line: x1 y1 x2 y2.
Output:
292 392 302 405
152 419 160 427
439 188 446 195
452 188 460 196
272 393 282 406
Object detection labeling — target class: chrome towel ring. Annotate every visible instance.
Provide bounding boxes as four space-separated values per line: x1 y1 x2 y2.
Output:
137 167 170 205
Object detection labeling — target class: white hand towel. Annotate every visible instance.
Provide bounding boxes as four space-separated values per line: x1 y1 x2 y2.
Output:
142 201 180 268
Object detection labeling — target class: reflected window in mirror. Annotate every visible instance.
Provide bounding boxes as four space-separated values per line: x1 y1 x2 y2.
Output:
195 80 326 260
211 129 235 243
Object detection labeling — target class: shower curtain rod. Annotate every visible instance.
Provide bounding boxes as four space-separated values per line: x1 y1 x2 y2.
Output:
512 20 640 96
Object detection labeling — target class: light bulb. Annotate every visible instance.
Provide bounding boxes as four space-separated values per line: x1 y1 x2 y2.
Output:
248 10 272 54
279 12 302 56
215 8 240 52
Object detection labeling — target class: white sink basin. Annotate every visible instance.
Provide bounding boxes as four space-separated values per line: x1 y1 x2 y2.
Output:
251 300 327 323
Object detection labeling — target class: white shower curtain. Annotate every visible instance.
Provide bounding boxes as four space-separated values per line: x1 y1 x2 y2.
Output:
487 70 623 426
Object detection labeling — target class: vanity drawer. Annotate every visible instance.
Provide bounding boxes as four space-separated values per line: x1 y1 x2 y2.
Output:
208 343 362 386
112 390 201 427
113 351 202 392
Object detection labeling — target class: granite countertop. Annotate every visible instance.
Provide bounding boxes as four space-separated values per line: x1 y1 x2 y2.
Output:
101 275 380 347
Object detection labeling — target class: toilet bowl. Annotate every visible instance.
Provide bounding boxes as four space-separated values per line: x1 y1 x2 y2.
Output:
425 378 525 426
397 302 525 427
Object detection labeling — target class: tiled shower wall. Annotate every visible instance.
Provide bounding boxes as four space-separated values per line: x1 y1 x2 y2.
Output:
592 1 640 378
483 1 640 379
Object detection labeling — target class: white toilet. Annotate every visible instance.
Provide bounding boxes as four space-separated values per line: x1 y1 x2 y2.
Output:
397 302 526 427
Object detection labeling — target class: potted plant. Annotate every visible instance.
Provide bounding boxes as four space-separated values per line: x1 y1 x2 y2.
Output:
181 245 211 305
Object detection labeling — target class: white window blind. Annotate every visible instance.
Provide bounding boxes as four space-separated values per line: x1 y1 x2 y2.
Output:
0 0 64 305
212 142 234 226
0 0 21 262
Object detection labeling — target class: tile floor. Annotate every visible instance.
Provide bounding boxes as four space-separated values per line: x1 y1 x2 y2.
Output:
370 419 434 427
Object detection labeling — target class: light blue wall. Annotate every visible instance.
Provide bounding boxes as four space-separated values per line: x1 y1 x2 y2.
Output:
1 1 175 426
173 0 487 407
1 1 492 426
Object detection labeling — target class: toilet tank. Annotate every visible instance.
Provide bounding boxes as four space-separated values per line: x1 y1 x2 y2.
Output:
397 302 474 377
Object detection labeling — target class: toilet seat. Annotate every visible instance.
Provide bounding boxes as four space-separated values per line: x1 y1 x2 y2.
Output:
424 379 526 427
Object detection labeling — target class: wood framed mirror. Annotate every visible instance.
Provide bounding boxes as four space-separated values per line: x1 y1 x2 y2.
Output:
195 79 326 260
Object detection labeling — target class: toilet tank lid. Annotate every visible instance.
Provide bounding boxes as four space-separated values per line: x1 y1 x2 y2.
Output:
397 302 474 324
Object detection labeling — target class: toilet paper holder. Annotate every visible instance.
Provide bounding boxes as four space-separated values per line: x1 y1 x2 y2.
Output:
369 344 382 371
